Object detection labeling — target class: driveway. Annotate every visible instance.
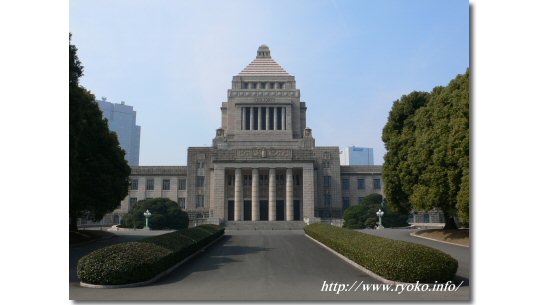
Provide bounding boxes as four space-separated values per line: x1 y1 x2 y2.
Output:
70 229 469 301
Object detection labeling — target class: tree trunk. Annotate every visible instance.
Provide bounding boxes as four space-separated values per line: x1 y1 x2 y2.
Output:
443 215 458 230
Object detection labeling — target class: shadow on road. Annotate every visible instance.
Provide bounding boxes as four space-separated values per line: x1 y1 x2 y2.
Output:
155 235 272 286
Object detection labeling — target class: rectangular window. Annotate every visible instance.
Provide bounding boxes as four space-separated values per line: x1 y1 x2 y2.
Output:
162 179 170 190
146 179 154 190
260 175 268 186
324 194 331 207
196 176 205 187
374 178 381 190
323 176 331 188
227 175 234 186
130 179 138 190
358 178 365 190
358 197 364 203
197 161 205 168
196 195 204 208
342 197 350 211
242 82 248 89
243 175 252 186
342 178 349 190
178 178 186 190
276 174 284 186
293 174 301 186
129 197 137 209
322 160 330 168
178 197 186 209
245 107 251 130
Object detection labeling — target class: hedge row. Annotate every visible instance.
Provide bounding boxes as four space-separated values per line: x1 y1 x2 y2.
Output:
77 224 225 285
304 224 457 283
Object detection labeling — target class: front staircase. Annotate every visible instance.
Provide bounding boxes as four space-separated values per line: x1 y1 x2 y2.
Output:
224 221 305 230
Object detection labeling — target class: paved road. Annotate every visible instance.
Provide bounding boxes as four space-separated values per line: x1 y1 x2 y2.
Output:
358 229 470 285
70 229 469 301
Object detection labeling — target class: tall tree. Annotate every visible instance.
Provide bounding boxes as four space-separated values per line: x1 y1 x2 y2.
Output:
381 91 430 215
70 34 131 231
382 70 469 229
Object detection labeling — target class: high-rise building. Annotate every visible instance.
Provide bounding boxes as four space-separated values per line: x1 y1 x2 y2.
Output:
96 99 141 166
341 146 374 165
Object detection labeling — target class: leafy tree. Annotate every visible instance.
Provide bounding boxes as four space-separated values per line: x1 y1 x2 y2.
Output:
343 193 409 229
382 92 430 215
70 34 131 231
120 198 189 230
382 69 469 229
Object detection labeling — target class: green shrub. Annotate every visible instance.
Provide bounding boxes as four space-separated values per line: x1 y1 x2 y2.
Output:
120 198 189 230
343 193 409 229
77 225 225 285
304 224 457 283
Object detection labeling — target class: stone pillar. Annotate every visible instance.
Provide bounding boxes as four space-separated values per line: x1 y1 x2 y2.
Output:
252 168 259 221
269 168 276 221
286 168 294 221
241 107 245 130
265 107 270 130
302 165 315 220
234 168 243 221
274 107 278 130
249 107 254 130
214 166 225 220
257 107 262 131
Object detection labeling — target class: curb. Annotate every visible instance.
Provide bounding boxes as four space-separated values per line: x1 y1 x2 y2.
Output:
79 234 224 288
410 232 469 248
304 234 411 285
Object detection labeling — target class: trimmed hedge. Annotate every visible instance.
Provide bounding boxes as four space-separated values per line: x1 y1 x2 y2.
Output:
77 224 224 285
304 224 457 283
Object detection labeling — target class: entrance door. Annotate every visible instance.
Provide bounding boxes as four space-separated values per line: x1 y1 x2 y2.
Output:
276 200 284 221
293 200 301 221
243 200 252 221
228 200 234 221
260 200 268 220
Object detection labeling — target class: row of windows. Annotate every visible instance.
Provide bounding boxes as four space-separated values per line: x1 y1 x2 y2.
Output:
129 196 202 210
241 82 285 89
131 178 187 191
131 176 379 191
341 177 381 190
227 175 301 186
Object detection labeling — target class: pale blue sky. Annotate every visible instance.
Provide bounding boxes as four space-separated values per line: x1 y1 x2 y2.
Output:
69 0 469 165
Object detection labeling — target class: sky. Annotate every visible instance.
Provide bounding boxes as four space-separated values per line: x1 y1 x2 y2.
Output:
69 0 469 166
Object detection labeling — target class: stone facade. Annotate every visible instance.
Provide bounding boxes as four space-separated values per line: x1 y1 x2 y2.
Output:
95 45 388 226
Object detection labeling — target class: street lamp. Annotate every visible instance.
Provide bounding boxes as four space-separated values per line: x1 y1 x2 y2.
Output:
143 209 152 230
376 209 384 230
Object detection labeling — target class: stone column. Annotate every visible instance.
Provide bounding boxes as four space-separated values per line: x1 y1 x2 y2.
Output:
214 166 225 220
286 168 294 221
274 107 278 130
249 107 254 130
241 107 245 130
302 165 315 220
265 107 270 130
269 168 276 221
234 168 243 221
257 107 262 131
252 168 259 221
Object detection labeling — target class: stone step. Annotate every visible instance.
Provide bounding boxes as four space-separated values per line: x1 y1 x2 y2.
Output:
224 221 305 230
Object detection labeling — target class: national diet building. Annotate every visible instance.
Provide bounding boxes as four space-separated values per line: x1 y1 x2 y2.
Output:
97 45 387 226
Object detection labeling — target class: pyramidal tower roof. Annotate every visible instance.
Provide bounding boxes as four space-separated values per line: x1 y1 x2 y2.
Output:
238 45 291 76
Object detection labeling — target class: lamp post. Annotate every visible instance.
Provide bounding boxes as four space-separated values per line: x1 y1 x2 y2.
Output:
143 209 152 230
376 209 384 230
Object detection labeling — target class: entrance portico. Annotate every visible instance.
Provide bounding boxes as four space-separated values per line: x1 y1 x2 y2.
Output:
212 162 314 222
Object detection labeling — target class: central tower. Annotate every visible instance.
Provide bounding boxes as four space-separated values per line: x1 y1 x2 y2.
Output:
213 45 313 149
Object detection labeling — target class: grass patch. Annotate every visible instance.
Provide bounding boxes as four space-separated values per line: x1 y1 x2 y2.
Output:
77 224 224 285
414 229 469 246
305 223 458 283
